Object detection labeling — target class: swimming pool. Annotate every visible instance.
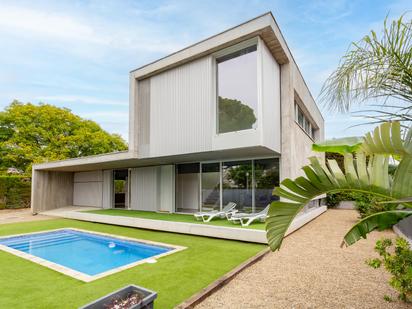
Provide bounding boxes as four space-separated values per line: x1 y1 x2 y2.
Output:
0 228 185 281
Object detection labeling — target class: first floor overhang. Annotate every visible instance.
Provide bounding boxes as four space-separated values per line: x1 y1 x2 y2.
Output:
33 146 280 172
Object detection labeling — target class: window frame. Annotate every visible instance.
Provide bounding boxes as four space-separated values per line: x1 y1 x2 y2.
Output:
214 37 259 135
294 102 316 140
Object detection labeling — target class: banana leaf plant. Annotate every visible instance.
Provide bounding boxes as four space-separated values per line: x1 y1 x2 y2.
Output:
266 121 412 251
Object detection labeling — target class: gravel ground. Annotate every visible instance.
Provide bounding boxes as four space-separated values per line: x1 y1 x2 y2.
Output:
0 208 53 224
195 209 410 309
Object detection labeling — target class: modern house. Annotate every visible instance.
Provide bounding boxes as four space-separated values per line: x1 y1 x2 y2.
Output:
31 12 324 216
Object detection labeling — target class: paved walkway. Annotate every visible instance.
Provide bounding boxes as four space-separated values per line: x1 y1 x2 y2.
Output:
196 209 409 309
0 208 53 224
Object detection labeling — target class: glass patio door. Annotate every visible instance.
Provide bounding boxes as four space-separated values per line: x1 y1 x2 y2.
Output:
201 163 221 211
113 169 129 209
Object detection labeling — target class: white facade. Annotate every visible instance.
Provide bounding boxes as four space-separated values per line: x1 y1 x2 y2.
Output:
31 12 324 214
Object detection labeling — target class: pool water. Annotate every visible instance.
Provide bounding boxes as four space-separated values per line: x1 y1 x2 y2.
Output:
0 229 171 276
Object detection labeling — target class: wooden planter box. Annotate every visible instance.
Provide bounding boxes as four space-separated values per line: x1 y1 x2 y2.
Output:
79 285 157 309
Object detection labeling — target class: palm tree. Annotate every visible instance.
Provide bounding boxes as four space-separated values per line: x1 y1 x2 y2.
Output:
321 14 412 128
266 122 412 251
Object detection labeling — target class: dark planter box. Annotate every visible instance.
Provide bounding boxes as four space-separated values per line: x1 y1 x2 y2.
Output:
79 285 157 309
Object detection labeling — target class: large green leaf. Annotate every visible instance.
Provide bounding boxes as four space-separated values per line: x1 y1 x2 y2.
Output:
267 122 412 251
312 136 363 154
361 122 412 157
343 210 412 246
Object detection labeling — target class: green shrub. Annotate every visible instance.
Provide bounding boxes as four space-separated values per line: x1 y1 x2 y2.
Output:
355 196 395 218
326 191 393 217
326 192 353 207
0 176 31 209
367 238 412 302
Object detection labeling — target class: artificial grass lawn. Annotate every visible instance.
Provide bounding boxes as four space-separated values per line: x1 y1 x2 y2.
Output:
0 219 265 309
85 209 266 230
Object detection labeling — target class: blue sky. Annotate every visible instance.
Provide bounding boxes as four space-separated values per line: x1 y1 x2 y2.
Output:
0 0 410 141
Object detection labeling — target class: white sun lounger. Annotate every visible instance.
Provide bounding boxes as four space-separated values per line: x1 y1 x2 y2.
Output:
193 202 237 222
228 205 269 227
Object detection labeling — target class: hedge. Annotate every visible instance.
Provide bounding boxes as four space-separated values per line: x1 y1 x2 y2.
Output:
0 176 31 209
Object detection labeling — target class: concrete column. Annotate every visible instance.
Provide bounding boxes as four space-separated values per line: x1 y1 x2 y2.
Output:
280 63 294 181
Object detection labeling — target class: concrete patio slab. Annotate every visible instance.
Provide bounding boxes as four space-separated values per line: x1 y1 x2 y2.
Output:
41 206 327 244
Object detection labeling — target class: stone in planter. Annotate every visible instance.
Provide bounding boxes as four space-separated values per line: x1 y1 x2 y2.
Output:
79 285 157 309
336 201 355 210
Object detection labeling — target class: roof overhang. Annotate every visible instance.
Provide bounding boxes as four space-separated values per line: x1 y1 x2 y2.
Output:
130 12 290 80
33 147 279 172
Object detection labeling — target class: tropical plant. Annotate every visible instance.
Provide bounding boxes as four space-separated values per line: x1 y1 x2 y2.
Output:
266 121 412 251
367 237 412 302
320 14 412 128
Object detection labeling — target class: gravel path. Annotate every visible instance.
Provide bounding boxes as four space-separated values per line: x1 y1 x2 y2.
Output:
195 209 409 309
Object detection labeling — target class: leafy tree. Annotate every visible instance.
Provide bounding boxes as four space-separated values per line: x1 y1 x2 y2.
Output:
321 14 412 128
0 101 127 172
218 96 256 133
266 122 412 251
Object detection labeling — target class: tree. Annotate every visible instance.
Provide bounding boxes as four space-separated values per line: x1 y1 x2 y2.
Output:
218 96 257 133
0 101 127 172
320 14 412 127
266 122 412 251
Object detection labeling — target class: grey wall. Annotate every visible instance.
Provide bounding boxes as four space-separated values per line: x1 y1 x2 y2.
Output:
130 165 175 212
73 171 103 207
31 170 73 212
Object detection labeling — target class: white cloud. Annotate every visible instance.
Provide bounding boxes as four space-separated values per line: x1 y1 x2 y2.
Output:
0 4 186 55
0 6 103 43
36 95 128 106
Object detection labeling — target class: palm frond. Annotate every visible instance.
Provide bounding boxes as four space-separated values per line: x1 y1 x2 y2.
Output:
343 210 412 246
267 122 412 251
320 14 412 113
312 137 363 154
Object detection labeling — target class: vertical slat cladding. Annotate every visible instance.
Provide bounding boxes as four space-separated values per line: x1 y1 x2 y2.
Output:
261 40 281 152
135 167 158 211
137 79 151 155
149 56 213 157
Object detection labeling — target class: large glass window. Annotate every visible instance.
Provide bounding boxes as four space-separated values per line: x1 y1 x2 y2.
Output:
175 158 280 214
254 158 279 211
222 160 253 212
201 163 221 211
217 45 258 134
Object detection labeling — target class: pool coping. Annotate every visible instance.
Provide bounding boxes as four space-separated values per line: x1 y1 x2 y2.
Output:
0 228 186 282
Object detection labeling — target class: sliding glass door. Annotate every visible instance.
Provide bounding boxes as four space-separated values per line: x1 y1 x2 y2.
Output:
254 158 280 211
113 169 129 208
222 160 253 212
175 158 279 213
201 163 221 211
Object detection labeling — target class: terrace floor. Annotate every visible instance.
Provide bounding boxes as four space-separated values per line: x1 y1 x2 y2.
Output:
41 206 327 244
